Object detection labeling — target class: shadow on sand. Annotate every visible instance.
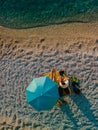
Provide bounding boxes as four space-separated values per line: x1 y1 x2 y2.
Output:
60 92 97 128
60 103 79 128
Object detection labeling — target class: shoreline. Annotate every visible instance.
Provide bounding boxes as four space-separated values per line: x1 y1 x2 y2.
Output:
0 22 98 57
0 21 94 30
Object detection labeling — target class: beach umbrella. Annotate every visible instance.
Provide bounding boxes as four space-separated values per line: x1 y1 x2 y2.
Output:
26 76 59 111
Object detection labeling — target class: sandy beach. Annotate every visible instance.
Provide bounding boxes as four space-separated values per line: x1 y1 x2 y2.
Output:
0 23 98 130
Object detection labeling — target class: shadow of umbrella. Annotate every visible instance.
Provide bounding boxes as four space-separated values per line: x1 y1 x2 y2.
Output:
70 92 97 127
60 104 79 128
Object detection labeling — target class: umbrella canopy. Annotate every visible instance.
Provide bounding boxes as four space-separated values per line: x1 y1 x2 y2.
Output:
26 76 59 111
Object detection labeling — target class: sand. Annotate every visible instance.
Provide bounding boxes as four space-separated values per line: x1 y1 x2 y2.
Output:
0 23 98 130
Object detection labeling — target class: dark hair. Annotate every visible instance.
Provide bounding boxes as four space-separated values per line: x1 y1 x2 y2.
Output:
59 70 64 76
61 82 65 85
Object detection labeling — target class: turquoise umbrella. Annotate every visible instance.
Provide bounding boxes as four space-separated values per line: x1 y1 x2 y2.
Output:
26 76 59 111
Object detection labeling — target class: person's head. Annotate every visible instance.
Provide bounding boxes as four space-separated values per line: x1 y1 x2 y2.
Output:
59 70 65 76
60 80 69 88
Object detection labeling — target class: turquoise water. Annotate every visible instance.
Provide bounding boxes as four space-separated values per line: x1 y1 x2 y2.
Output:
0 0 98 28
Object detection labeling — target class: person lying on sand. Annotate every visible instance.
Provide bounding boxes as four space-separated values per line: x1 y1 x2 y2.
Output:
45 68 81 106
56 70 81 106
55 70 72 106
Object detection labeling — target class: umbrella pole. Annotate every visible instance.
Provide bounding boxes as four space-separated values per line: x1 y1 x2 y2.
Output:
37 111 44 127
49 110 53 128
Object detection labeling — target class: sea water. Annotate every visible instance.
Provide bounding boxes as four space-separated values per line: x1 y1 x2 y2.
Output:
0 0 98 28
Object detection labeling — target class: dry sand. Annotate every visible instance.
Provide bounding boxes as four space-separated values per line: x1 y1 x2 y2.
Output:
0 23 98 130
